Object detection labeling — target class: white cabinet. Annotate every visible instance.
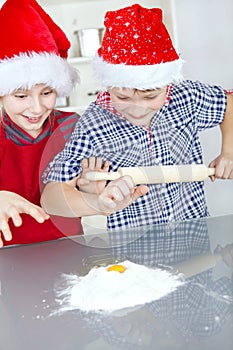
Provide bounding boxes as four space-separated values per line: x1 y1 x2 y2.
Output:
67 57 101 114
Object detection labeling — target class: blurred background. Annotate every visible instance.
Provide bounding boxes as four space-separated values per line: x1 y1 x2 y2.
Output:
39 0 233 217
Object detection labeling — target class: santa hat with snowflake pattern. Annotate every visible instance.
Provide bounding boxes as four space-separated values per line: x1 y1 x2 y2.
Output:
93 3 183 89
0 0 79 96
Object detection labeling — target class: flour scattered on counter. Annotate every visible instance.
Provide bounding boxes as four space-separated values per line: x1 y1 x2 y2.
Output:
55 260 185 313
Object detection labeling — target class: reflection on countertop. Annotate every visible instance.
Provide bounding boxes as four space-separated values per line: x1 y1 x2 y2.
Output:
0 215 232 350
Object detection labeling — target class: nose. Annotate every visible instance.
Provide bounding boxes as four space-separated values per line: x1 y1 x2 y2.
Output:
29 96 43 115
124 103 150 117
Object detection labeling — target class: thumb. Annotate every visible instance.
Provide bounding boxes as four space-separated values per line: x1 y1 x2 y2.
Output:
131 185 148 202
209 159 216 168
76 178 90 186
208 160 216 182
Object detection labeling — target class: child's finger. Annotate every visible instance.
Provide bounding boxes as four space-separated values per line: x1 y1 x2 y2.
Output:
0 222 12 242
222 166 233 179
108 175 134 200
95 157 104 169
25 205 49 223
7 207 23 227
118 175 135 188
77 178 90 186
116 178 133 198
102 160 111 171
108 185 125 202
131 185 148 202
100 196 117 209
210 175 216 182
87 157 98 170
86 157 103 170
81 158 89 169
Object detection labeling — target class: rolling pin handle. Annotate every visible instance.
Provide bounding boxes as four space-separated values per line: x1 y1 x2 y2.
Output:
85 171 120 181
85 165 216 183
207 167 215 176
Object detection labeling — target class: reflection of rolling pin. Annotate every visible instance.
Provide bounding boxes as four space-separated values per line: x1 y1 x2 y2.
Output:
85 164 215 184
173 252 221 278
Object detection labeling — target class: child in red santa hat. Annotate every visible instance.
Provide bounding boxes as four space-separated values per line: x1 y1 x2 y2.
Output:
42 4 233 232
0 0 141 246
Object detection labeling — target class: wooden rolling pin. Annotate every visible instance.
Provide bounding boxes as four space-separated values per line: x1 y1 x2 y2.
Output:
85 164 215 184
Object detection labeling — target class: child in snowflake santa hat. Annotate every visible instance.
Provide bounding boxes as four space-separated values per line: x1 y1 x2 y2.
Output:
42 4 233 233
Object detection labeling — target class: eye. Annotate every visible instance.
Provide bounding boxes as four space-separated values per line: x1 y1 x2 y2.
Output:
116 96 129 100
14 94 27 99
42 89 54 96
144 95 158 100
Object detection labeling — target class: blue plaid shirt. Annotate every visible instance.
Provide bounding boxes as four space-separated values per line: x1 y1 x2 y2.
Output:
43 80 226 230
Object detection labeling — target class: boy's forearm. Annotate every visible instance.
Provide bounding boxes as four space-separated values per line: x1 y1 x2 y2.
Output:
41 182 104 217
220 94 233 155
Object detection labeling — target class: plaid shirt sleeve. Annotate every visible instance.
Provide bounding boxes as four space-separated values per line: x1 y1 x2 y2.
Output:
188 81 227 131
43 121 94 183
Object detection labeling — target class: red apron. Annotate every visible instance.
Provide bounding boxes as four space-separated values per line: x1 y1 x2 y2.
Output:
0 121 82 246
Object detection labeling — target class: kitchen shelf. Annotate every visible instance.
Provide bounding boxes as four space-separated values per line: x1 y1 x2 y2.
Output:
59 105 88 115
68 57 92 65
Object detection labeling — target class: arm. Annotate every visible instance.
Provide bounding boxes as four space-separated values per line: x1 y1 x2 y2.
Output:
0 191 49 247
41 176 148 217
209 93 233 180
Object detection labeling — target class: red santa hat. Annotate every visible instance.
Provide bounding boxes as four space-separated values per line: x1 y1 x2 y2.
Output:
0 0 79 96
93 4 183 89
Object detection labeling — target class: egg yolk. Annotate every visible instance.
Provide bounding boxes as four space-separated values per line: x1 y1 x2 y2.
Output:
107 264 126 273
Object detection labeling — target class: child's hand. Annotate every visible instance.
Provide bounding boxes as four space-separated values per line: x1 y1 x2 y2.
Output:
214 243 233 268
209 154 233 181
0 191 49 247
77 157 110 194
96 175 148 215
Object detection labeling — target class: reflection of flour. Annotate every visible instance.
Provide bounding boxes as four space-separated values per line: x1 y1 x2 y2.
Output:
55 260 185 313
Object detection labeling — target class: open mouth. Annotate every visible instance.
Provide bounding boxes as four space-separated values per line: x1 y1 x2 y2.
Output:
23 115 43 123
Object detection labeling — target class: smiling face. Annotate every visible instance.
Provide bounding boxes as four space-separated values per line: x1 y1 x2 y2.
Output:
0 84 57 138
108 87 167 127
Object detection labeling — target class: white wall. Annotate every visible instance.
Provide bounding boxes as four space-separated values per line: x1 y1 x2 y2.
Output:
40 0 174 58
172 0 233 216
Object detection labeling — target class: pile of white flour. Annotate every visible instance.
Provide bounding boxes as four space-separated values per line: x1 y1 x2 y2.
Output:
55 260 184 313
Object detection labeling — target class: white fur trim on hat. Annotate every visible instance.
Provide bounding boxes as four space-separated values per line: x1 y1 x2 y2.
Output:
0 0 7 9
0 52 79 96
92 54 184 89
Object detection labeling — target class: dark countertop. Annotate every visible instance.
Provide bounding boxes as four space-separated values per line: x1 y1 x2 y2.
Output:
0 215 233 350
